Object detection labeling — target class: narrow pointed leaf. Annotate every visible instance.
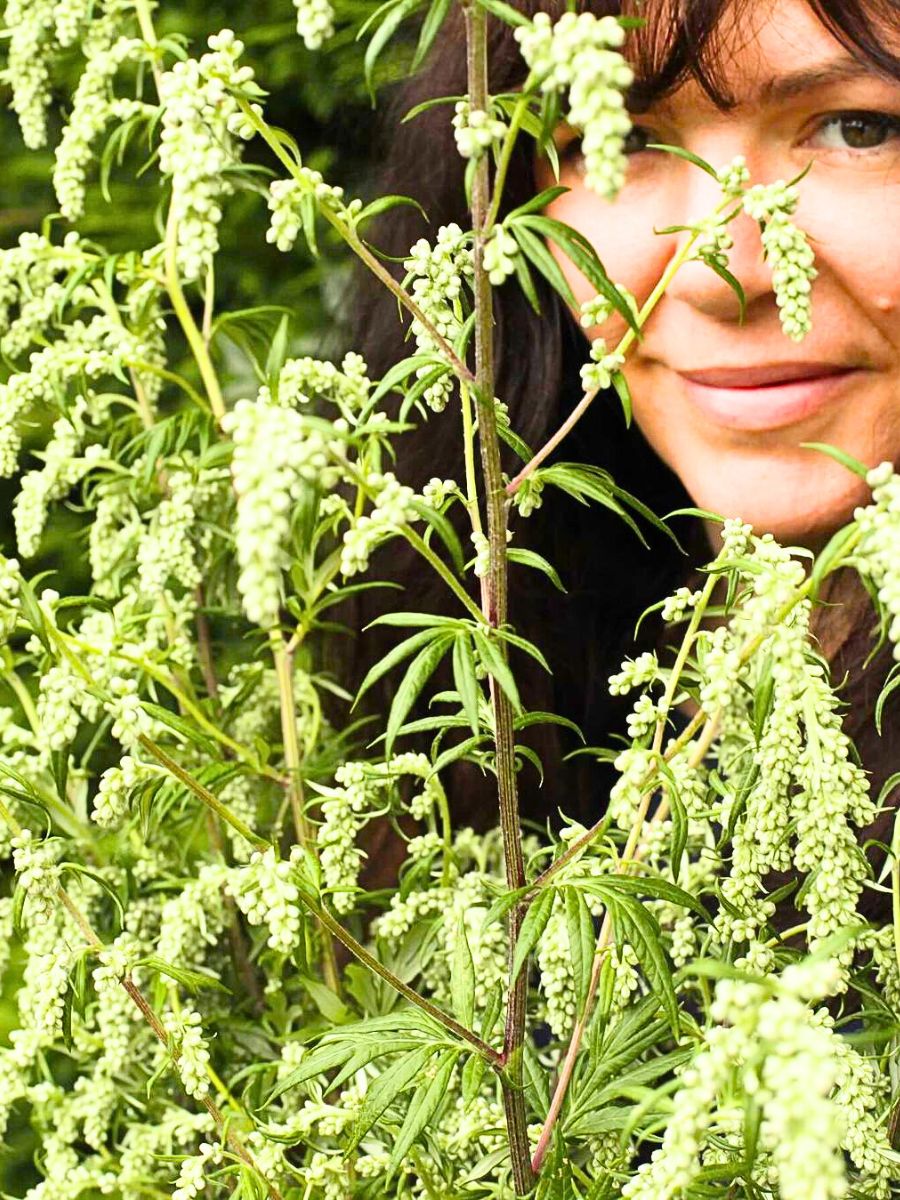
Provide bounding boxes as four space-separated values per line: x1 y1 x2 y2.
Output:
451 914 476 1028
388 1049 457 1172
472 628 522 714
452 633 482 736
511 887 555 985
385 635 454 754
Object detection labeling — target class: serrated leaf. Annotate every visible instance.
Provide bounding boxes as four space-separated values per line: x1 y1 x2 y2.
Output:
385 635 454 755
471 628 521 714
349 1044 437 1148
451 913 476 1028
137 954 230 994
471 0 529 23
353 193 428 229
354 627 444 707
60 862 125 932
368 612 462 629
140 703 220 756
611 370 633 428
461 1051 487 1108
266 1043 356 1104
565 885 595 1010
452 633 481 737
511 887 555 985
701 257 746 324
388 1049 457 1172
609 897 679 1035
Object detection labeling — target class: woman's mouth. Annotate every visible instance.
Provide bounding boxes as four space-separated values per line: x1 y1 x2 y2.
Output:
675 363 864 432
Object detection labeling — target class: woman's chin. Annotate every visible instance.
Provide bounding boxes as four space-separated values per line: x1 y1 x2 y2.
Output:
681 454 873 552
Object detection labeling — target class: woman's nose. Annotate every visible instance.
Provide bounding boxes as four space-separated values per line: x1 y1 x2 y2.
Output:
660 156 781 323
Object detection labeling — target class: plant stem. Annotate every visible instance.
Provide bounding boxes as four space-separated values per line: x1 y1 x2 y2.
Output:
164 205 227 424
137 735 269 850
299 890 503 1064
402 527 485 623
272 635 340 994
464 3 535 1193
485 91 530 232
235 97 476 392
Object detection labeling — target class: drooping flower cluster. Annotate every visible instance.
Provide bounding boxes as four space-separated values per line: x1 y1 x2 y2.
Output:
163 1008 211 1101
483 224 519 286
266 168 363 252
742 180 818 340
226 846 305 954
340 472 420 577
402 224 474 412
293 0 335 51
855 462 900 658
315 753 442 913
158 30 261 280
580 337 626 393
223 389 344 626
515 11 634 198
623 960 890 1200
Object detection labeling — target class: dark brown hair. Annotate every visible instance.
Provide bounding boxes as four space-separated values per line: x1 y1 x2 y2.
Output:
344 0 900 893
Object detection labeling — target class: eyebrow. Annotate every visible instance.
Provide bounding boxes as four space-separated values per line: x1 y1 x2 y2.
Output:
754 58 890 105
630 56 893 116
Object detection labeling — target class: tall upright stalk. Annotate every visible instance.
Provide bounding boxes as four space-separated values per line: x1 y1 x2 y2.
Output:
463 3 535 1193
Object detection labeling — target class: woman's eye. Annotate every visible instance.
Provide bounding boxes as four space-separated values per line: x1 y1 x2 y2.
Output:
812 111 900 151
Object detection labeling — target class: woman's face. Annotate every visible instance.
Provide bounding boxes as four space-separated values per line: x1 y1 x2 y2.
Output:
536 0 900 550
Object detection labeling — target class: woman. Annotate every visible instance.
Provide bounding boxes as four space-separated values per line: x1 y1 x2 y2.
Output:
347 0 900 865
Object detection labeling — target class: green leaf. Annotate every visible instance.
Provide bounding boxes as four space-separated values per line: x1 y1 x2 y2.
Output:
265 313 290 384
354 627 444 707
385 634 454 754
611 370 633 428
141 703 220 756
511 243 541 315
452 633 482 737
353 193 428 229
510 222 575 306
137 954 231 994
810 522 861 595
451 914 476 1028
511 887 555 985
701 258 746 324
300 189 319 259
426 732 490 778
507 185 571 220
349 1044 437 1147
410 498 465 575
401 95 463 124
60 863 125 932
518 215 641 334
471 0 530 24
876 669 900 737
367 612 462 630
609 897 680 1035
388 1049 457 1172
363 0 423 101
298 975 352 1024
507 547 566 592
410 0 453 70
370 354 444 406
266 1043 357 1104
461 1051 487 1108
646 142 719 177
564 886 596 1010
472 628 522 714
799 441 870 480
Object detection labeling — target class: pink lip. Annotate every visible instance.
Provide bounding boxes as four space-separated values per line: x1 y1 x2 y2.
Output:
676 365 862 432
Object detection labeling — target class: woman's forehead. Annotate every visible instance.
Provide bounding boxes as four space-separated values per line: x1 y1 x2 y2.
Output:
599 0 900 109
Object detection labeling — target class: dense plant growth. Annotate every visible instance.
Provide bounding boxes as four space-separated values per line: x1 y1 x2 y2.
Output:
0 1 899 1197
